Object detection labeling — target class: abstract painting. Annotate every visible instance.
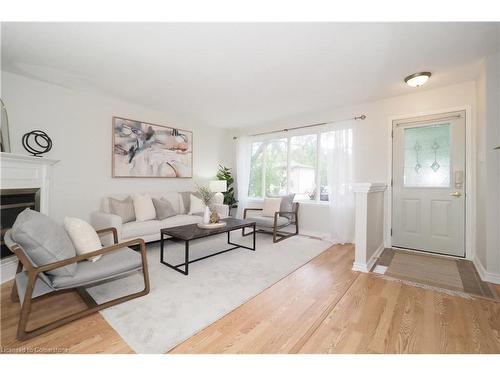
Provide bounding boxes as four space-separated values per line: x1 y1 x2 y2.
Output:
112 117 193 178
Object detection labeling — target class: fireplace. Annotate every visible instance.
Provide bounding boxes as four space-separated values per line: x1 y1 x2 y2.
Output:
0 152 59 282
0 188 41 259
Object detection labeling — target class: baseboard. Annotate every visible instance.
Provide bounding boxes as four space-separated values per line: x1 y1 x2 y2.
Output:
1 255 18 284
352 261 370 273
352 243 385 273
299 230 329 240
473 256 500 285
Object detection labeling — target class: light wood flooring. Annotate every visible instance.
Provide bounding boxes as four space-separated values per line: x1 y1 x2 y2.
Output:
1 244 499 354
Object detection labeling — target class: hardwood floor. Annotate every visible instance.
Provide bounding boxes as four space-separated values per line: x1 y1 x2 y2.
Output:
1 281 133 353
1 244 499 354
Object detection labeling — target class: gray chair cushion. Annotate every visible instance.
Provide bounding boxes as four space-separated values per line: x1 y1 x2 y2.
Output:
109 196 136 223
4 229 54 287
11 209 77 277
50 247 142 289
253 214 291 228
152 198 177 220
270 193 295 220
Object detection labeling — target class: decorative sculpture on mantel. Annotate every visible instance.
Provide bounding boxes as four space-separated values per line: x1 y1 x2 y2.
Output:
22 130 53 157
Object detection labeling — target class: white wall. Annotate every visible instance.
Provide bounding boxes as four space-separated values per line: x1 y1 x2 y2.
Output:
1 71 234 223
235 81 476 240
475 52 500 277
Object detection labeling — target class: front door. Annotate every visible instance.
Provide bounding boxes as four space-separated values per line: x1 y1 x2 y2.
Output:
392 111 466 257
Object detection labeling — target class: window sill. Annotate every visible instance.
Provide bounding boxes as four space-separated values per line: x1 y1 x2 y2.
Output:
247 198 329 206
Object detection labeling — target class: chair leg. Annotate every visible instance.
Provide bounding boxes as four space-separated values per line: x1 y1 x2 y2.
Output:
17 273 37 341
16 266 151 341
10 261 23 303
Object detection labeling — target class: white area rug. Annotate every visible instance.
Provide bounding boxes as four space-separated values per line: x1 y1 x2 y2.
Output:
87 232 331 353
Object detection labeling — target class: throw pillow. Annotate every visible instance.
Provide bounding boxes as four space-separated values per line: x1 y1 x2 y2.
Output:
109 196 136 223
11 209 77 277
152 198 177 220
63 217 102 262
179 191 201 213
261 197 282 217
189 194 205 215
132 193 157 222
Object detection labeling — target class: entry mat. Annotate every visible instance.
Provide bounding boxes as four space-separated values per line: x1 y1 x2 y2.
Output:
371 248 499 301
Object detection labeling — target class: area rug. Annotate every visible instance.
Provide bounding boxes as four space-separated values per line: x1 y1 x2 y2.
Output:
371 248 499 301
87 232 332 353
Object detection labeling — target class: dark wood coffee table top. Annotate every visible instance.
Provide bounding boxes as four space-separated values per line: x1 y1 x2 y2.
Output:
161 217 256 241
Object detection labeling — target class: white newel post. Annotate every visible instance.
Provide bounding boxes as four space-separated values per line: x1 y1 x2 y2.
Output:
352 183 387 273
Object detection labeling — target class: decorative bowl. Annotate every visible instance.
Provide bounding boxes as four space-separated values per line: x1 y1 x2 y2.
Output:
197 222 227 229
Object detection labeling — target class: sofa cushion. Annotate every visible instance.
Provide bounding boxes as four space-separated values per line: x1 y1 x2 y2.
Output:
109 196 136 223
50 247 142 289
189 194 205 215
152 198 177 220
252 214 290 228
102 193 181 214
132 193 156 222
122 220 161 239
11 209 77 277
179 191 201 213
160 214 202 228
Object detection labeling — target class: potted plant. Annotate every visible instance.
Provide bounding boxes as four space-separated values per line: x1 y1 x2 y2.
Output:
216 165 238 215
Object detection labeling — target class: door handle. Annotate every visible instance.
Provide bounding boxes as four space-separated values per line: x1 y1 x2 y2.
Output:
450 191 462 197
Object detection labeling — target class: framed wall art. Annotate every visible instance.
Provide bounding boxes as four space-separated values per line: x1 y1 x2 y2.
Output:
112 116 193 178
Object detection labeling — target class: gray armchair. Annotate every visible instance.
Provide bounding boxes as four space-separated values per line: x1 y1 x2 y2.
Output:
243 202 299 243
4 223 149 341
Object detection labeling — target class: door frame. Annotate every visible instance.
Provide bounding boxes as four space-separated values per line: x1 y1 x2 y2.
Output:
386 105 475 260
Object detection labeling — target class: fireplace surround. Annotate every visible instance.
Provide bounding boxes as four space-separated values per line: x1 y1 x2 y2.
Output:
0 152 59 282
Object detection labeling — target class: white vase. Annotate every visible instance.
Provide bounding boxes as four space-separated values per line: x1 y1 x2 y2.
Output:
203 206 211 224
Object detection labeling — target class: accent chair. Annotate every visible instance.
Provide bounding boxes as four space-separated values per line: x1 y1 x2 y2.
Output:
4 211 149 341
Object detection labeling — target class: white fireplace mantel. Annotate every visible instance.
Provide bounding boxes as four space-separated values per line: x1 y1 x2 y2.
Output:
1 152 60 283
1 152 59 215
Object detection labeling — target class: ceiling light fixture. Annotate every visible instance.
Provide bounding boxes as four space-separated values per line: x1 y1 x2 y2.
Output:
404 72 431 87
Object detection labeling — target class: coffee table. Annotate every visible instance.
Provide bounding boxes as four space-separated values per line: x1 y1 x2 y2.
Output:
160 218 256 275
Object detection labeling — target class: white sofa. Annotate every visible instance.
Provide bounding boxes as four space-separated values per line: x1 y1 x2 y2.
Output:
90 192 229 244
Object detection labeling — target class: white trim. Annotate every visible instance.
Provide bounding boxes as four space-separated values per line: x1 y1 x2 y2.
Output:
473 256 500 285
352 243 385 273
0 255 18 283
0 152 59 165
1 152 60 283
247 198 329 206
386 105 475 260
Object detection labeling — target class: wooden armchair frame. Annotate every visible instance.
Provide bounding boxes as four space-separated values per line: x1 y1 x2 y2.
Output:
242 203 299 243
9 227 150 341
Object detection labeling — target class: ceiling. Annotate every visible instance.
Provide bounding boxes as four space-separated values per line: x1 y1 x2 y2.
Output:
1 22 498 129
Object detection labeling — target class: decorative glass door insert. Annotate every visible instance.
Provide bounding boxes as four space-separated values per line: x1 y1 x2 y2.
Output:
403 123 451 187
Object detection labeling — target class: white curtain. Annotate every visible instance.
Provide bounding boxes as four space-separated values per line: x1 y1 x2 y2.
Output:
325 120 355 244
235 136 251 219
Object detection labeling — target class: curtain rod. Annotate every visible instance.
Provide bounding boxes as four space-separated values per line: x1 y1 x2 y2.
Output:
232 115 366 140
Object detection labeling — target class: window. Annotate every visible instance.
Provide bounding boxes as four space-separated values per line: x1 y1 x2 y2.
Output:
248 130 341 202
403 123 451 187
248 139 287 198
